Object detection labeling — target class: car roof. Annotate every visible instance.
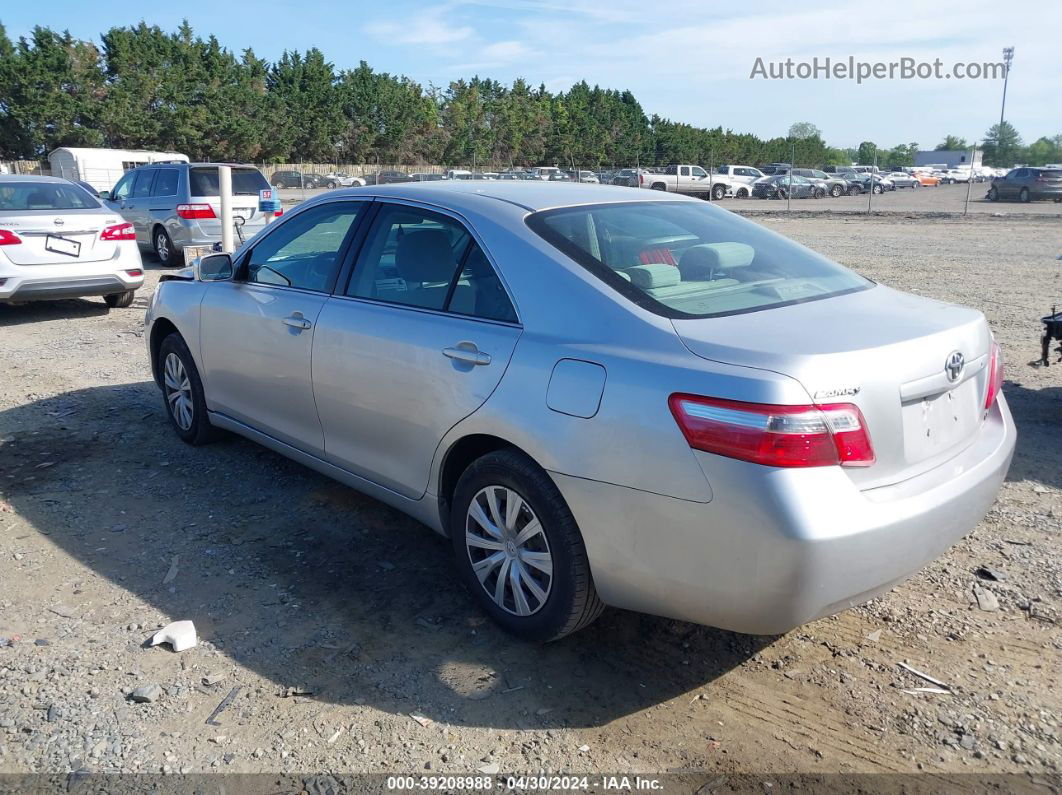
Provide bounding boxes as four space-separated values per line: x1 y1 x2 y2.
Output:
0 174 78 184
323 181 699 212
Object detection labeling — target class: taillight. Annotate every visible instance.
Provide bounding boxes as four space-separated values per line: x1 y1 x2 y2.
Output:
274 209 283 217
639 174 645 186
176 204 216 220
985 342 1004 409
0 230 22 245
669 394 875 468
101 222 135 241
124 269 143 278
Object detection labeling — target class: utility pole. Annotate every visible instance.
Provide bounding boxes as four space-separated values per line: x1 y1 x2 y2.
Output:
998 47 1015 165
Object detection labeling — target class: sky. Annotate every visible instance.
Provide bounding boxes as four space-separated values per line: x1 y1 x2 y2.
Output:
2 0 1059 150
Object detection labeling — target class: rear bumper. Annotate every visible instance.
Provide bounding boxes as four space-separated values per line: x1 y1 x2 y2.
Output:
552 395 1015 635
170 218 268 250
0 246 144 302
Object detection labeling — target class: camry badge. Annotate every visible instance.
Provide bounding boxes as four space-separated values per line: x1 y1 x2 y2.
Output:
945 351 965 382
813 386 861 400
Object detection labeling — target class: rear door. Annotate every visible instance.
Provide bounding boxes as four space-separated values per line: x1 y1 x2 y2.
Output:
126 169 157 245
312 202 522 498
199 200 367 453
148 168 180 240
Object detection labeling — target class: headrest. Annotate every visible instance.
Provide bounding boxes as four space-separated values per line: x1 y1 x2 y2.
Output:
624 263 681 290
395 230 456 283
678 243 755 280
26 190 52 208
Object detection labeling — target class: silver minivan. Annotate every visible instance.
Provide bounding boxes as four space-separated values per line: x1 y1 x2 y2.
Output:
103 163 276 266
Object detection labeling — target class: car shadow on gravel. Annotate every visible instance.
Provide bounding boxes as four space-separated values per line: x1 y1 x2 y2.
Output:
0 384 773 729
0 299 110 325
999 380 1062 490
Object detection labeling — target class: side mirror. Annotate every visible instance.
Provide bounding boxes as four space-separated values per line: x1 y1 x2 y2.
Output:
196 253 233 282
99 190 111 200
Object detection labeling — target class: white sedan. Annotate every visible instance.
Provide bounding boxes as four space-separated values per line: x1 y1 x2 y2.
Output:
0 176 144 307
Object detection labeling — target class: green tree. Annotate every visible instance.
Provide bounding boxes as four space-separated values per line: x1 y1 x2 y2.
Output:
935 135 968 151
856 141 877 165
788 121 821 140
268 48 344 162
982 121 1022 167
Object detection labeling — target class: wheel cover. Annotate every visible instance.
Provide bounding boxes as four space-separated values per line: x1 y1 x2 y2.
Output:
156 232 169 261
465 485 553 617
163 353 194 431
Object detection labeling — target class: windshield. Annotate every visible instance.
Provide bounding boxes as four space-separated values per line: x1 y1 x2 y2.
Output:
526 201 872 318
0 182 99 211
190 167 270 196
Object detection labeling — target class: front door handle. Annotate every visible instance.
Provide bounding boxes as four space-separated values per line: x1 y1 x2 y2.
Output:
443 342 491 366
282 314 312 330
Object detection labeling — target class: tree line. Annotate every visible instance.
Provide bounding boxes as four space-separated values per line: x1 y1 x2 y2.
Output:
0 22 1057 170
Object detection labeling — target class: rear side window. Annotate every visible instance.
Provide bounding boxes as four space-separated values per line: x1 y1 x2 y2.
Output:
190 167 270 196
527 201 871 319
152 169 179 197
0 182 99 210
131 170 155 198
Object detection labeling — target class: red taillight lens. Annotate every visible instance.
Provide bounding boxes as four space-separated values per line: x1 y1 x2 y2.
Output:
176 203 216 220
100 222 135 241
985 342 1004 409
0 229 22 245
668 394 875 468
124 269 143 278
274 209 283 217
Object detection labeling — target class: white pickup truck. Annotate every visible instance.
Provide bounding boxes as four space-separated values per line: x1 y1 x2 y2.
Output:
637 165 736 199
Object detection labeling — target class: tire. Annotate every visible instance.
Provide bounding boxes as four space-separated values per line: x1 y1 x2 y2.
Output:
873 184 884 194
104 290 135 308
1019 187 1030 203
912 181 920 188
847 185 860 196
158 333 220 446
736 187 750 198
154 227 177 267
651 182 667 191
450 449 604 642
987 186 999 201
326 181 338 189
814 187 826 199
274 180 286 189
830 184 843 197
711 183 727 200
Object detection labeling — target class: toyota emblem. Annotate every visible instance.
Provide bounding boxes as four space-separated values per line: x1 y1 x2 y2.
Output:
944 351 965 382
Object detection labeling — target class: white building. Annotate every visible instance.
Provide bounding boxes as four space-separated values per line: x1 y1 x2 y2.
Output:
913 149 983 169
48 147 188 192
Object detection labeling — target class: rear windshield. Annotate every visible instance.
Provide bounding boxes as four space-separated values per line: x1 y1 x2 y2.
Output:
189 167 270 196
526 201 872 318
0 182 99 211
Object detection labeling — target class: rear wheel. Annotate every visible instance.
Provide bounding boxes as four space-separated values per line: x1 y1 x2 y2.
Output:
450 449 603 642
158 334 219 446
873 184 884 194
651 182 667 191
711 183 727 200
847 185 860 196
154 227 177 267
104 290 135 308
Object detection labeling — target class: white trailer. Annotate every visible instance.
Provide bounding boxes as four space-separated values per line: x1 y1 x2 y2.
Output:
48 147 188 193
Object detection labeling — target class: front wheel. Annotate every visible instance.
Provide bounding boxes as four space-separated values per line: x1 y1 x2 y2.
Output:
450 449 604 642
104 290 135 308
847 185 860 196
1019 187 1031 203
873 184 884 194
158 334 220 446
830 184 843 197
736 187 750 198
987 186 999 201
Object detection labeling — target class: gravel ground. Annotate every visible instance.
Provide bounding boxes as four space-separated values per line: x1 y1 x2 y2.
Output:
0 211 1059 784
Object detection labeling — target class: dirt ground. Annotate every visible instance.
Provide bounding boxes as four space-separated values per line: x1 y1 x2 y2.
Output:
0 210 1059 786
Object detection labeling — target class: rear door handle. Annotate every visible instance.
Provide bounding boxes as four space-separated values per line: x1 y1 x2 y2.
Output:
282 314 312 330
443 343 491 366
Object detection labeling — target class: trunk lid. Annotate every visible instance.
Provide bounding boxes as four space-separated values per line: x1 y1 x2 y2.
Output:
0 209 123 266
672 285 994 488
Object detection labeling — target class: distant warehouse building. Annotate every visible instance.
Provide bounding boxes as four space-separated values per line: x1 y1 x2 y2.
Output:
914 149 983 169
48 147 188 193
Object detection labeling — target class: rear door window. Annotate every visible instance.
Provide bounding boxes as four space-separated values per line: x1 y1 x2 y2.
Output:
152 169 179 197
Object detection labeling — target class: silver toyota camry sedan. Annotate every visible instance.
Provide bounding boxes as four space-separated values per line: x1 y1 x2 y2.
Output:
145 182 1015 641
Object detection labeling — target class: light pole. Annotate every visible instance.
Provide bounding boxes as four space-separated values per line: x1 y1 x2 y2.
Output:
998 47 1014 163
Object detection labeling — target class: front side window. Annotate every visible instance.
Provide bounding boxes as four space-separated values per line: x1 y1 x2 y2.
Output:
131 170 155 198
111 173 134 200
348 205 516 322
245 202 362 292
527 201 871 319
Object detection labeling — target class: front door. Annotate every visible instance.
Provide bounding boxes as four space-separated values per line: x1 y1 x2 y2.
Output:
312 203 522 498
199 200 366 454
